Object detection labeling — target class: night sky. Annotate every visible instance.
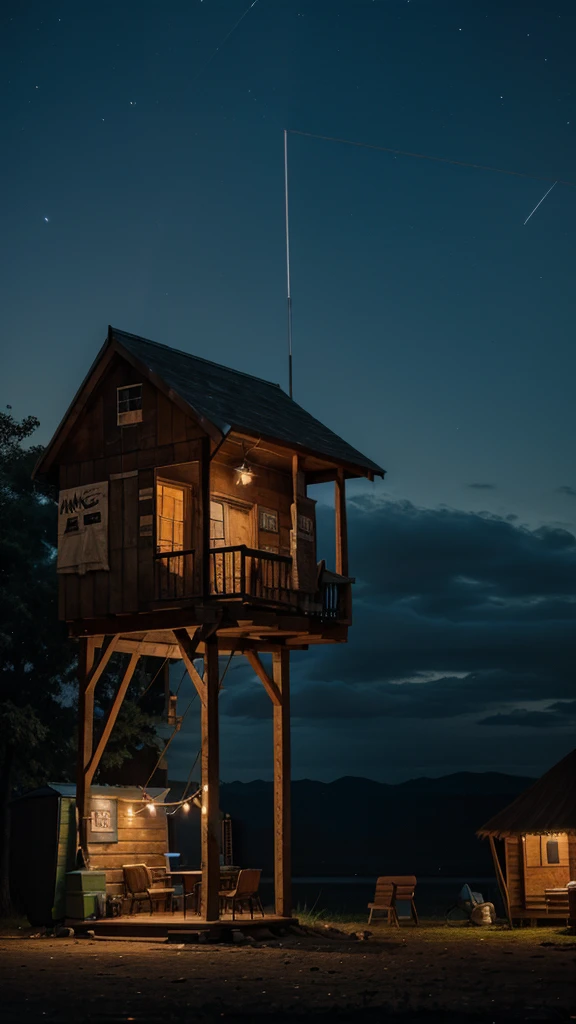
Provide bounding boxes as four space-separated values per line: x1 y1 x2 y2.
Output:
3 1 575 783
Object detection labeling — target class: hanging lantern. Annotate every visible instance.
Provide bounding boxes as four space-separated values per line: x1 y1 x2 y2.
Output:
235 461 254 486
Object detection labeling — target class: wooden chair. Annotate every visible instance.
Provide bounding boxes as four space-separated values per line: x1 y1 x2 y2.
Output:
392 875 419 925
123 863 175 916
368 878 399 927
219 868 264 920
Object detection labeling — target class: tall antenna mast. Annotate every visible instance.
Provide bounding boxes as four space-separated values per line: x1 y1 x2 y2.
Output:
284 129 293 398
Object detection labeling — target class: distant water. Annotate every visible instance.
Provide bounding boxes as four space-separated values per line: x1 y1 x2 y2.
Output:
260 876 500 919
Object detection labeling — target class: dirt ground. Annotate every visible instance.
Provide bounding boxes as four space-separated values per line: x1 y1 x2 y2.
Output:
0 922 575 1023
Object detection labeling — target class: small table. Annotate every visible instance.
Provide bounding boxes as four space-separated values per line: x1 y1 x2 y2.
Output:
168 868 239 917
167 871 202 917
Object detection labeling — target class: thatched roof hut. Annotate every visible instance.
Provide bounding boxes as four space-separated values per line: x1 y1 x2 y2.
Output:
478 748 576 838
478 750 576 924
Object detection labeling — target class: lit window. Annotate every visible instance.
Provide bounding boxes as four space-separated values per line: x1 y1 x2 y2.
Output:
117 384 143 425
259 508 278 533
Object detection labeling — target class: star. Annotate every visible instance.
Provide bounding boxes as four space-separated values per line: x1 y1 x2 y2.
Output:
44 217 49 223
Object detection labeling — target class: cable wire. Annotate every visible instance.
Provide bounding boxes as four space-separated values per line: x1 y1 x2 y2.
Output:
287 129 576 188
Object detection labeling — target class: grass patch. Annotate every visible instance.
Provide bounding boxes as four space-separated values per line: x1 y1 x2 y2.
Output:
295 904 576 946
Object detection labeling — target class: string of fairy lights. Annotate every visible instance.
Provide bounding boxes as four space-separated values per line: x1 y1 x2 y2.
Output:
120 647 237 819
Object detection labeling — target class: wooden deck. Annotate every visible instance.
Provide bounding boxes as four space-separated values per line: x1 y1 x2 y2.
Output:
69 911 298 940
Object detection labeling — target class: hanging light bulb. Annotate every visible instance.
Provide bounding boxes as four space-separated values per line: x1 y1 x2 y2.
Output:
182 802 190 813
127 805 133 818
235 461 254 486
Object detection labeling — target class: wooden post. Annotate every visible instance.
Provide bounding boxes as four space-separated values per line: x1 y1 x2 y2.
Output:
201 437 211 599
335 468 351 620
201 634 220 920
76 637 96 867
273 649 291 917
489 835 513 929
335 468 348 577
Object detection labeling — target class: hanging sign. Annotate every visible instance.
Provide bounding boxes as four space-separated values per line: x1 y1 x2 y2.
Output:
57 481 109 575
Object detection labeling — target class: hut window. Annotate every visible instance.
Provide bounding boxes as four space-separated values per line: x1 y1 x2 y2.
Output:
524 833 569 867
259 508 278 533
545 840 560 864
117 384 143 425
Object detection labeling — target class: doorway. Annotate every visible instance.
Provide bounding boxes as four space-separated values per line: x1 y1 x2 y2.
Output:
210 497 254 594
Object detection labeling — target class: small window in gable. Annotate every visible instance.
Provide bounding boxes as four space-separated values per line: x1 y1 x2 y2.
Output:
117 384 143 425
259 508 278 533
298 514 313 535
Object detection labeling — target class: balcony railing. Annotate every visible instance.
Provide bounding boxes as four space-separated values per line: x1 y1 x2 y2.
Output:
209 545 293 605
153 545 350 620
320 580 346 620
154 549 196 601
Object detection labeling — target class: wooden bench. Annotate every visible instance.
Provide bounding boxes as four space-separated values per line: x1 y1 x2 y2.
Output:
545 888 569 918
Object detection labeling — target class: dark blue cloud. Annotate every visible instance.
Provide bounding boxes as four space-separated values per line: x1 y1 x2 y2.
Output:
224 499 576 733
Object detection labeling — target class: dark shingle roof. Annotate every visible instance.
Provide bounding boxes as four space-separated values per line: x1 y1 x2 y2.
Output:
112 328 384 477
477 748 576 837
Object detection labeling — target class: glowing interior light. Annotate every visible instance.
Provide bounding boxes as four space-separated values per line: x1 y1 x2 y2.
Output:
235 461 253 486
201 805 207 815
182 802 190 813
203 784 208 793
127 805 133 817
147 803 157 816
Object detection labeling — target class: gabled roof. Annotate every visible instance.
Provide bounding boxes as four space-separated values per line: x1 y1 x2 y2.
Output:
113 328 384 476
35 327 385 479
477 748 576 837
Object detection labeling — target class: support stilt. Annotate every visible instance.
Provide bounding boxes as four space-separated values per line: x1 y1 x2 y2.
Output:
201 635 220 920
489 835 514 929
76 637 96 867
273 649 291 917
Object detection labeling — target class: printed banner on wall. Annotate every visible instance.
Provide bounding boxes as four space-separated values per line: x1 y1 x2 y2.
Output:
57 481 109 575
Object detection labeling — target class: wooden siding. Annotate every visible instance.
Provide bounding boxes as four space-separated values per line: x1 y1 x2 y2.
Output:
57 354 206 621
522 833 571 897
88 800 169 898
54 798 77 920
569 835 576 880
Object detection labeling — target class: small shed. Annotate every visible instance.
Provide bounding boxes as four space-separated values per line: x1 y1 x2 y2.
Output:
10 784 168 925
478 749 576 922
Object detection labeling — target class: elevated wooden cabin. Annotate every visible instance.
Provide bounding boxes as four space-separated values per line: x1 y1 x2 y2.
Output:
478 749 576 923
34 326 384 920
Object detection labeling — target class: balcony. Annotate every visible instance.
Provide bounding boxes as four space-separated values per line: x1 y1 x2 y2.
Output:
209 545 293 606
154 546 351 620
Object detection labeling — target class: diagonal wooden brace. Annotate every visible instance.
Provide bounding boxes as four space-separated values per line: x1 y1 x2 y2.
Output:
174 627 207 705
85 652 140 786
85 634 121 697
245 651 282 706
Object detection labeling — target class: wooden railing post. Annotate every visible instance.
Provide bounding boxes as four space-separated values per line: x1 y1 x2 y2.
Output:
335 469 351 620
76 636 96 867
201 635 220 920
273 649 291 917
